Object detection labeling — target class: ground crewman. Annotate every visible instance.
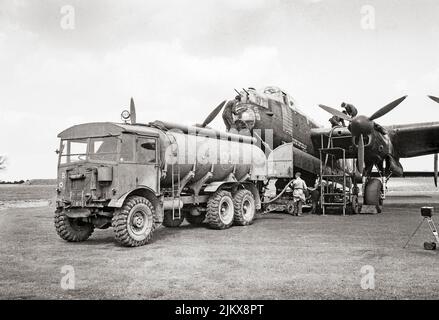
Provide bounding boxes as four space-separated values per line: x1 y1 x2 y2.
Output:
329 115 345 127
310 177 321 215
291 172 308 216
222 95 241 131
341 102 358 118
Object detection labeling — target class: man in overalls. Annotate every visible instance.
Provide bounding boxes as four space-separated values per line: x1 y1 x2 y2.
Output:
291 172 308 216
329 115 345 128
341 102 358 118
310 177 321 215
222 95 241 131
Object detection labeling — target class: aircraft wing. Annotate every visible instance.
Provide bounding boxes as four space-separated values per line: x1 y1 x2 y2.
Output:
310 127 356 158
387 122 439 158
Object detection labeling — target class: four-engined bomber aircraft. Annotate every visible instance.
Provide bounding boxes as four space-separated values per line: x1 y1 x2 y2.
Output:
199 86 439 208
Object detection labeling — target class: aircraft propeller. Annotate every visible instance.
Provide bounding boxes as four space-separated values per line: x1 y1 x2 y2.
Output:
428 95 439 104
435 153 438 188
199 100 227 128
368 96 408 121
357 133 365 173
319 96 407 174
130 97 137 125
318 96 407 125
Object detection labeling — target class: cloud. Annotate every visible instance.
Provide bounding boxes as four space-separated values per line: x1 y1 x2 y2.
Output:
222 0 280 10
0 20 282 179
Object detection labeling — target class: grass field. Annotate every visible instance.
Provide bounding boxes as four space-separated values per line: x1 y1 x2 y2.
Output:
0 185 56 202
386 177 439 192
0 178 438 299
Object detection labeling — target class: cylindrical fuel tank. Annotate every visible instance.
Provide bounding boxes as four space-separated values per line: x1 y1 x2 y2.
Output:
158 128 267 186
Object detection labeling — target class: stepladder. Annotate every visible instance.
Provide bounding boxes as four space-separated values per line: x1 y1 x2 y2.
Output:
319 126 358 215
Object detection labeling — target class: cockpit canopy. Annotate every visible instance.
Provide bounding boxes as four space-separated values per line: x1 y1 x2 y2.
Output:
262 86 295 108
237 86 295 109
263 86 281 95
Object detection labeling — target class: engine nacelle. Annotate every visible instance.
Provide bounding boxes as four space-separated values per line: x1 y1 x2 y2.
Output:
385 156 404 177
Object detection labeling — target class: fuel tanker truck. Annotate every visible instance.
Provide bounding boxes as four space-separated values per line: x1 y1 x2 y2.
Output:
54 120 267 247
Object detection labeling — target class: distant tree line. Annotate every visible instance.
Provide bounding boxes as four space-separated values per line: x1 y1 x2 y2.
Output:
0 180 25 185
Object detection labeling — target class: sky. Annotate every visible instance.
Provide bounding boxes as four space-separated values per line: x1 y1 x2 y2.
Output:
1 0 439 180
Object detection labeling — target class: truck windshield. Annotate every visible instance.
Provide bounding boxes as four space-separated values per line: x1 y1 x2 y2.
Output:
89 137 118 161
60 137 118 164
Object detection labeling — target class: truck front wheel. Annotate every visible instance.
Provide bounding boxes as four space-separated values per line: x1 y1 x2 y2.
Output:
206 190 234 229
54 209 94 242
233 189 256 226
112 196 156 247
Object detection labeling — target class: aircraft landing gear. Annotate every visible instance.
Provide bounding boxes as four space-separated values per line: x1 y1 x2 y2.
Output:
363 178 383 213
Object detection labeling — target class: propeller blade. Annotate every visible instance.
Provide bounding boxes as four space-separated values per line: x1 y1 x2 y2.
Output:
130 97 136 124
428 95 439 104
358 134 365 174
318 104 352 121
201 100 227 127
369 95 407 121
434 153 438 187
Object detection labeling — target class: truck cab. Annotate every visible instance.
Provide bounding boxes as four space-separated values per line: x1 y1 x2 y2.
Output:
55 122 165 246
57 122 161 209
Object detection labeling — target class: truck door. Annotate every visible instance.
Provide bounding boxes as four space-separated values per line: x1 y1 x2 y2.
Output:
136 136 159 192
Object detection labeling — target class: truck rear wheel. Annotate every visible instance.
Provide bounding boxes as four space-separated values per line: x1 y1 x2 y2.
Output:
112 196 156 247
233 189 256 226
163 210 185 227
54 209 94 242
206 190 234 229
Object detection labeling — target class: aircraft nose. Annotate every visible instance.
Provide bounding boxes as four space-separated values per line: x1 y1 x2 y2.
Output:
350 115 374 137
234 106 256 130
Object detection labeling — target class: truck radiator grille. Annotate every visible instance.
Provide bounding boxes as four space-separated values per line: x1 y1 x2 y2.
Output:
68 173 91 206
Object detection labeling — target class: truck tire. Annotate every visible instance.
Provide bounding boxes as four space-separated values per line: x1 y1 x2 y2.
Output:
112 196 156 247
185 207 206 225
163 210 185 227
233 189 256 225
54 209 94 242
206 190 235 229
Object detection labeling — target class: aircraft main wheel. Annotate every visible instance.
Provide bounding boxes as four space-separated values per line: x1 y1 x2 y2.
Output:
162 210 185 227
364 178 383 213
54 209 94 242
206 190 235 229
185 207 206 225
112 196 156 247
233 189 256 226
